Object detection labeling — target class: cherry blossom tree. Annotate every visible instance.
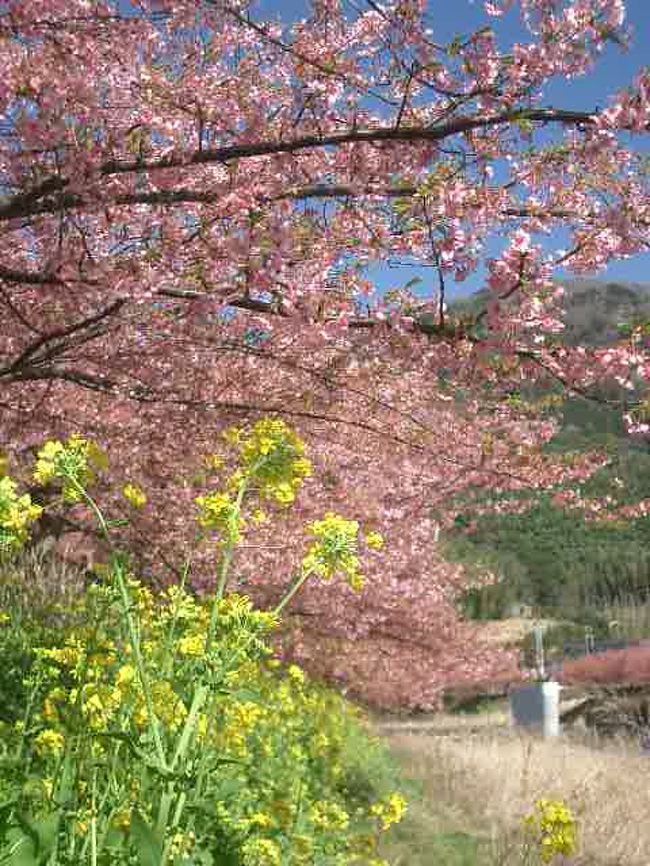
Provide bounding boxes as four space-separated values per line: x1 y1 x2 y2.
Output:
0 0 648 706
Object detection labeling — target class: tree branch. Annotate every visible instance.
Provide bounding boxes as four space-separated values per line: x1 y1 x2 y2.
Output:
0 298 126 378
1 108 633 223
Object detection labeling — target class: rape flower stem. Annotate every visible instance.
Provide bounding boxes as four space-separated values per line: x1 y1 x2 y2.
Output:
171 685 208 772
205 478 247 655
160 791 188 864
113 559 168 772
66 474 169 774
65 476 111 546
274 569 312 616
161 556 193 678
90 768 98 866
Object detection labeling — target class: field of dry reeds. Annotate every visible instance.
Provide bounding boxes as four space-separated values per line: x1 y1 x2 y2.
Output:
381 721 650 865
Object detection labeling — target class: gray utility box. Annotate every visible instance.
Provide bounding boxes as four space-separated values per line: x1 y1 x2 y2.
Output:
510 681 560 737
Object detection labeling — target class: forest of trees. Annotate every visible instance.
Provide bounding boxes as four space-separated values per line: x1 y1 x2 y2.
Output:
445 281 650 622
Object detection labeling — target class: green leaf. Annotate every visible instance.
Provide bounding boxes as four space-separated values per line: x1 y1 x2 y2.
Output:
130 811 162 866
2 828 38 866
212 779 247 800
55 752 75 807
5 812 59 865
10 819 37 861
0 801 17 843
102 826 124 849
230 688 260 704
29 814 58 860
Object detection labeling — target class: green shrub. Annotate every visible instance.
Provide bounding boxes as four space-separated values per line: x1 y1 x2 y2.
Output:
0 423 404 865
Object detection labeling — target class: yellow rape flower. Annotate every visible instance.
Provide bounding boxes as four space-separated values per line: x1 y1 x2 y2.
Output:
195 491 244 544
310 800 350 831
74 811 92 836
177 633 205 656
150 681 187 732
112 808 132 833
241 837 281 866
33 440 65 485
204 453 225 472
222 426 244 447
116 663 136 691
287 664 305 685
81 685 121 731
524 798 577 863
249 812 274 829
0 476 43 553
39 639 85 671
370 793 408 830
34 729 65 758
365 530 384 550
228 418 312 504
122 482 147 508
302 512 364 588
196 712 208 741
33 435 107 501
169 831 196 858
251 508 268 524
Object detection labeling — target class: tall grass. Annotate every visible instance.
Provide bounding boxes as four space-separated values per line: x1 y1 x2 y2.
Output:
0 541 86 722
386 729 650 865
597 594 650 640
0 538 85 623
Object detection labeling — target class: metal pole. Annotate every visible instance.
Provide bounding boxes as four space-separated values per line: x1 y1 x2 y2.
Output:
533 623 545 680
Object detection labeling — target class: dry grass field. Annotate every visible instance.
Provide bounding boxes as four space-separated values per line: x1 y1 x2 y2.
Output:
381 724 650 865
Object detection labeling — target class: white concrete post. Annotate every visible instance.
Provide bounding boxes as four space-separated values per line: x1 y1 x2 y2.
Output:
510 681 560 738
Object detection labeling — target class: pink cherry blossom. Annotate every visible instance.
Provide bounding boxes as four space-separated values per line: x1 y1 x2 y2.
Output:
0 0 647 706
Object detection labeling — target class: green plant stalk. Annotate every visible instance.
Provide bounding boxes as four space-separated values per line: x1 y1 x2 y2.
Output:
183 546 268 812
112 557 168 771
154 683 209 847
67 477 111 544
171 684 208 772
156 784 176 850
67 476 168 773
204 477 248 655
88 742 126 861
14 670 42 762
160 790 188 865
189 624 266 809
76 730 118 862
192 566 315 805
90 768 98 866
274 567 313 616
161 556 193 678
186 696 219 812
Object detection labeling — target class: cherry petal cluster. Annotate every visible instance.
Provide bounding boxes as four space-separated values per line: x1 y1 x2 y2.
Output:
0 0 648 706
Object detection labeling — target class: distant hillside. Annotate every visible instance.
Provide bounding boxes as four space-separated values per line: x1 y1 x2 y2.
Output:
450 278 650 347
443 279 650 625
560 279 650 346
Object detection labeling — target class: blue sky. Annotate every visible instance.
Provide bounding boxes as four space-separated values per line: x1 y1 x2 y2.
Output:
252 0 650 296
